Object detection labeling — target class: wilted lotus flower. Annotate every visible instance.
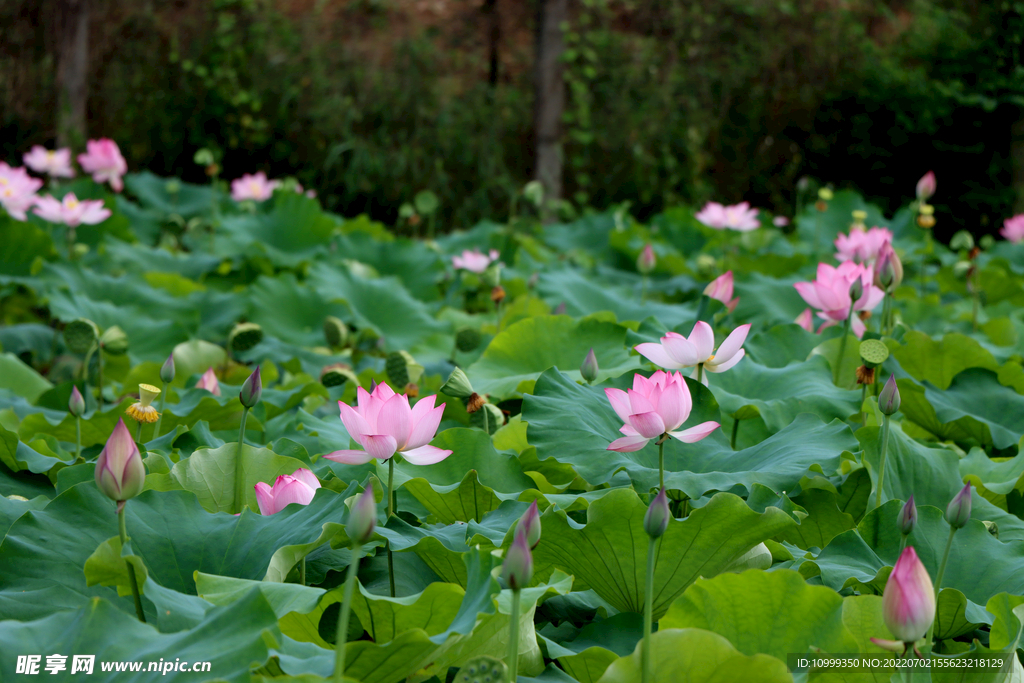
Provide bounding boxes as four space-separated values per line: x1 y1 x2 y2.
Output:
196 367 221 396
874 242 904 292
834 226 892 264
518 500 541 549
644 487 670 539
502 525 534 590
451 248 499 274
33 193 111 227
634 321 750 384
254 469 321 515
78 138 127 192
230 172 279 201
793 262 884 337
795 308 815 332
69 385 86 418
0 162 43 221
325 383 452 465
695 201 760 231
126 384 161 424
916 171 936 202
1001 215 1024 244
347 486 377 544
23 146 76 178
875 546 935 645
637 244 656 274
95 418 146 501
703 271 739 312
605 370 719 452
946 483 972 529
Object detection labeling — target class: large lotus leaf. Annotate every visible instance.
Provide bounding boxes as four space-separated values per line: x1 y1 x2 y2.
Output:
744 323 822 368
467 315 641 399
918 368 1024 449
214 192 335 265
403 469 502 524
0 217 55 277
732 271 809 328
0 492 47 537
155 392 262 434
795 190 895 247
777 488 857 550
595 628 792 683
523 368 857 496
124 171 219 218
195 572 324 620
246 274 350 347
531 488 794 618
387 428 535 493
170 340 227 386
17 398 134 448
0 423 65 475
334 232 445 301
960 442 1024 506
0 353 52 402
891 330 999 390
708 355 860 432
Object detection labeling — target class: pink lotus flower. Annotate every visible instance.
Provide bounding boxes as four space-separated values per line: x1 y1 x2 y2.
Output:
231 172 279 202
916 171 936 202
325 383 452 465
1001 215 1024 243
795 308 815 332
33 193 110 227
772 215 789 227
452 249 499 274
695 201 760 231
794 262 884 338
196 367 222 396
78 138 127 192
0 162 43 221
877 546 935 644
704 271 739 312
634 321 750 384
23 146 76 178
254 468 321 515
605 371 719 452
834 226 892 264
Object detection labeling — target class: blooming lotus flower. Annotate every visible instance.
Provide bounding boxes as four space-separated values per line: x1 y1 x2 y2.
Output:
0 162 43 221
78 138 127 192
231 172 279 201
254 468 321 515
793 262 884 338
634 321 750 384
878 546 935 644
452 248 499 274
33 193 111 227
1001 215 1024 243
196 367 221 396
604 370 720 452
834 226 892 264
916 171 936 201
704 271 739 312
695 201 760 231
95 418 146 501
23 146 75 178
772 215 789 227
795 308 814 332
325 383 452 465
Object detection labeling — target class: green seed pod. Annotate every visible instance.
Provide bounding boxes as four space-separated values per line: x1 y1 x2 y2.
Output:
441 367 475 399
470 402 504 434
385 350 424 388
455 327 482 353
859 339 889 369
457 655 508 683
320 363 358 388
99 325 129 356
228 322 264 353
324 316 349 349
64 318 99 354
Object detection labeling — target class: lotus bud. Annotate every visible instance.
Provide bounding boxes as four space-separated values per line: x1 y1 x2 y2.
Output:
347 486 377 545
984 521 998 538
239 367 262 408
99 325 129 355
848 277 864 302
160 354 176 384
644 487 670 539
875 243 904 291
898 496 917 536
441 367 475 399
580 348 599 384
879 375 900 416
916 171 936 202
945 483 972 529
637 244 656 274
518 500 541 549
880 546 935 644
95 418 146 502
501 526 534 590
68 386 86 417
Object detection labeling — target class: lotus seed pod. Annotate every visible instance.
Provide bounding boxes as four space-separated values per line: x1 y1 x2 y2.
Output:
859 339 889 368
441 367 475 399
385 350 424 389
64 318 99 354
99 325 129 356
945 483 972 529
470 402 504 434
457 656 507 683
160 354 176 384
320 363 358 388
818 187 834 201
455 327 483 353
323 316 349 349
239 366 262 409
228 322 264 353
879 375 901 416
644 487 670 539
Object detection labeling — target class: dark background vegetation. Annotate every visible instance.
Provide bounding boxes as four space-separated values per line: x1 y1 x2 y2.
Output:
2 0 1024 241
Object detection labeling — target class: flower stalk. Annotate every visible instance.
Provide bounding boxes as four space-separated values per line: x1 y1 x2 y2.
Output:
117 501 146 623
334 544 361 683
508 589 522 682
834 312 852 385
642 535 657 683
387 456 396 598
875 414 891 509
233 406 250 514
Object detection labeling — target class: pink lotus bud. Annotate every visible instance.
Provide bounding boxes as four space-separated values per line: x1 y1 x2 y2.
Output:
874 243 904 291
704 271 739 312
880 546 935 643
160 354 175 384
946 483 972 529
580 348 599 384
898 496 917 535
347 486 377 544
68 386 86 417
502 526 534 590
239 366 262 408
94 418 146 501
254 469 321 515
637 244 656 274
916 171 936 201
879 375 900 416
518 500 541 549
795 308 814 332
644 487 670 539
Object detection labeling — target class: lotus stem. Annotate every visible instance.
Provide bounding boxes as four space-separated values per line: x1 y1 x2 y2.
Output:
135 421 142 444
696 363 704 386
925 526 957 646
233 406 250 515
881 292 893 336
96 348 104 406
387 457 396 598
508 587 522 682
67 226 76 261
860 385 868 424
496 298 503 334
898 533 908 557
656 436 666 490
641 275 648 303
75 416 81 460
731 418 740 450
118 501 146 623
300 557 306 586
875 414 891 509
834 313 852 385
334 544 361 683
153 381 168 439
642 535 657 683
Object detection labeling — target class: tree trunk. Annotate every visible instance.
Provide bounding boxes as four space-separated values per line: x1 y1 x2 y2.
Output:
534 0 567 222
484 0 500 86
56 0 90 147
1012 115 1024 215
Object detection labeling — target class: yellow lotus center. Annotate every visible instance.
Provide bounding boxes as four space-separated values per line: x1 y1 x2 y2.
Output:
2 189 12 198
46 151 55 159
67 199 78 208
0 178 7 185
708 354 716 362
250 182 261 194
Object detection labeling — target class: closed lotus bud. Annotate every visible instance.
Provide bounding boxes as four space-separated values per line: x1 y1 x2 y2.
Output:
945 483 972 529
880 546 935 644
848 277 864 302
637 244 656 274
95 418 146 502
99 325 129 355
916 171 936 202
160 354 175 384
324 316 350 349
644 487 670 539
518 500 541 549
441 367 475 399
898 496 917 536
984 521 998 538
580 348 599 384
239 367 262 408
68 385 86 417
879 375 900 416
501 526 534 590
228 322 264 353
875 243 904 291
347 487 377 545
